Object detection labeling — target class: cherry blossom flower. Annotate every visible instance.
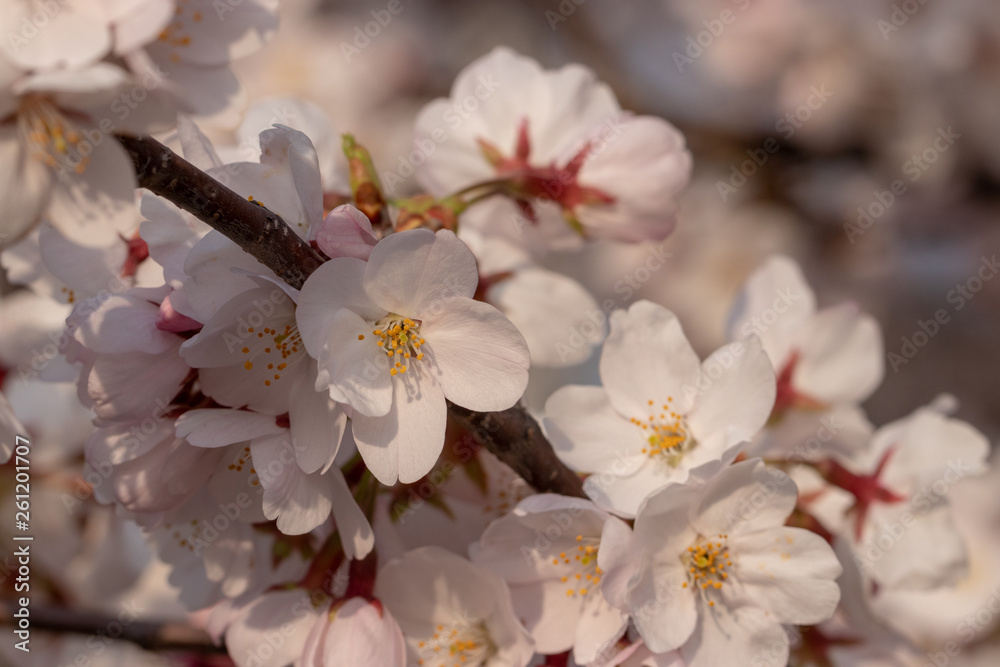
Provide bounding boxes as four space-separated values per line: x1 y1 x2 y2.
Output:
864 454 1000 648
414 46 619 208
117 0 280 128
221 589 406 667
413 47 691 249
0 60 140 247
176 407 373 554
545 300 775 517
826 398 989 591
470 494 630 663
727 255 883 460
67 287 191 424
375 546 535 667
600 459 842 666
147 487 312 609
297 228 530 485
300 597 407 667
220 588 324 667
179 281 330 419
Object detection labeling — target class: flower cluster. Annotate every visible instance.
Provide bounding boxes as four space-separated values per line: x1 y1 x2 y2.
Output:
0 0 277 247
0 38 994 667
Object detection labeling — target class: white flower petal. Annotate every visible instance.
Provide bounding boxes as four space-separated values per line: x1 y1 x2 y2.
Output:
793 303 884 404
73 294 177 355
289 369 346 474
628 561 697 653
225 590 321 667
297 256 385 355
687 336 775 446
311 308 393 418
585 459 682 519
486 267 604 367
545 385 642 474
251 432 333 535
678 604 788 667
0 126 53 244
47 137 139 248
691 459 797 537
574 593 629 664
364 229 478 316
175 408 283 448
420 297 529 412
328 467 374 560
351 372 447 485
730 527 842 624
600 301 701 419
726 255 816 364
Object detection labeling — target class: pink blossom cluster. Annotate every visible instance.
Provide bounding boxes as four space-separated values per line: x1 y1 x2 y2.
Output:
0 37 993 667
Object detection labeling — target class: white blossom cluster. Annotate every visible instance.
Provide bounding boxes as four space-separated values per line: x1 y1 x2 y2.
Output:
0 13 996 667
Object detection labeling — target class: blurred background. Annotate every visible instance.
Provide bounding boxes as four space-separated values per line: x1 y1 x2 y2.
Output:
1 0 999 664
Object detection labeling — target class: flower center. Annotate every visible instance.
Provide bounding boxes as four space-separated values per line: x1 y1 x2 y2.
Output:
240 319 304 387
17 95 90 174
415 620 496 667
365 314 425 376
551 534 602 598
682 534 732 607
631 397 696 467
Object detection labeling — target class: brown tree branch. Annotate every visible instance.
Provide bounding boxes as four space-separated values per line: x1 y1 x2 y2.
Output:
0 602 225 654
116 132 586 499
115 133 325 290
448 402 585 498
